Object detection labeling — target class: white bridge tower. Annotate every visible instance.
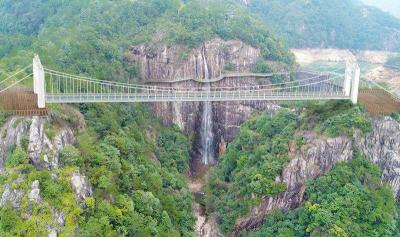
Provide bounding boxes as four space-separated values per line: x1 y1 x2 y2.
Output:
344 61 360 104
33 55 45 108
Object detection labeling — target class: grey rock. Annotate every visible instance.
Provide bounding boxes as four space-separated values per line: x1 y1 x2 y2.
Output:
48 229 57 237
233 133 353 235
0 181 24 208
27 117 55 168
128 38 282 160
28 180 40 202
0 117 30 169
0 116 76 170
50 208 66 227
71 172 93 200
233 117 400 235
356 117 400 199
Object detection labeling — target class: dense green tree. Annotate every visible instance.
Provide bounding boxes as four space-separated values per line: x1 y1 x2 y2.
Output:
207 110 298 233
245 0 400 51
249 157 397 237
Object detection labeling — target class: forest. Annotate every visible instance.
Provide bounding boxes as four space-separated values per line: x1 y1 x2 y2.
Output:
0 0 399 236
244 0 400 51
206 101 398 236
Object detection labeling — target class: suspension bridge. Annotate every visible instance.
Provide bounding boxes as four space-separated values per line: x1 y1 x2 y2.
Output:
0 55 372 115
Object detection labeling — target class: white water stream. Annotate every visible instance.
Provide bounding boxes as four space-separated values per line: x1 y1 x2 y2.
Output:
201 48 215 165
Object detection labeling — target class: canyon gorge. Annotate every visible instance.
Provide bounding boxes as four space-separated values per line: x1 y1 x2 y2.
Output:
127 38 281 169
126 38 400 236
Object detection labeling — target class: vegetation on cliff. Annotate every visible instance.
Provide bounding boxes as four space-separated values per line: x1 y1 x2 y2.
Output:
243 0 400 51
249 156 397 237
0 104 195 236
0 0 294 81
207 101 380 235
207 110 298 233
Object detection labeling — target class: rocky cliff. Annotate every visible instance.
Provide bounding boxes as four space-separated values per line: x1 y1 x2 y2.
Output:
127 38 281 164
0 114 92 237
232 116 400 235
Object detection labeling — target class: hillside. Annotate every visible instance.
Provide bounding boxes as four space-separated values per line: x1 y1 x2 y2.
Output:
242 0 400 51
0 0 295 236
361 0 400 18
1 1 400 237
0 0 295 78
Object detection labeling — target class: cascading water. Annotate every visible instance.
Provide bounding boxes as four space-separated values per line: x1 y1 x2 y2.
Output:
201 48 215 165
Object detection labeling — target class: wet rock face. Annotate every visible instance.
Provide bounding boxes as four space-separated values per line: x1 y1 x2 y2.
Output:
128 38 261 81
355 117 400 200
233 133 353 235
128 38 279 160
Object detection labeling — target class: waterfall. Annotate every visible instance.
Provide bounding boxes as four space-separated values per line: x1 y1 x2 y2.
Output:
201 48 214 165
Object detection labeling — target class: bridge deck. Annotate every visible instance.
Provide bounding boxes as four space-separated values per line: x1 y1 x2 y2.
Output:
46 92 348 103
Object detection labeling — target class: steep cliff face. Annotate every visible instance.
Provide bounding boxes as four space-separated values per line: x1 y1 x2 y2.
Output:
0 116 75 170
0 115 92 237
233 132 354 234
356 117 400 199
127 38 279 163
128 38 261 81
232 117 400 235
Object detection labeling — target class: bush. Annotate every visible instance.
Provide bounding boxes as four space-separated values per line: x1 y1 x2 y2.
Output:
209 110 297 233
5 147 28 167
60 145 81 166
251 157 397 237
391 112 400 122
305 101 371 137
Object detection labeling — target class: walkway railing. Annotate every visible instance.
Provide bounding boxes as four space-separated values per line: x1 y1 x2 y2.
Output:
0 55 363 108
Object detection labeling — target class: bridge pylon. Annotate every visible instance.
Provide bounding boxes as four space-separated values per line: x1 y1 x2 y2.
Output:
33 55 45 108
345 62 360 104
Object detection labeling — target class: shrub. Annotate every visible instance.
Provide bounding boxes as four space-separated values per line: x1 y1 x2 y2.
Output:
60 145 81 166
5 147 28 167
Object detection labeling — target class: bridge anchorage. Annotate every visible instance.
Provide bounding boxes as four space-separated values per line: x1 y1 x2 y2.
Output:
1 55 364 114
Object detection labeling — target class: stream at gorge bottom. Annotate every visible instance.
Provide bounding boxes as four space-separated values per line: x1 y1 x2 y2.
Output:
188 163 220 237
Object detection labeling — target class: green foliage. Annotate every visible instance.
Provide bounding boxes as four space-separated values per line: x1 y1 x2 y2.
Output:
246 0 400 51
304 101 371 137
0 0 295 80
158 126 191 173
76 103 194 236
249 157 397 237
60 144 82 166
0 205 24 236
0 103 194 236
391 111 400 122
208 111 297 233
5 147 28 167
0 112 9 127
253 60 272 73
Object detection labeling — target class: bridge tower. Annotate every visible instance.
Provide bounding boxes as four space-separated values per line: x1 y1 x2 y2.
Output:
344 62 360 104
33 55 45 108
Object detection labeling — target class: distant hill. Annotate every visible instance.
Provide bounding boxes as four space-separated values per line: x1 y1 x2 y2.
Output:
242 0 400 51
0 0 295 77
361 0 400 18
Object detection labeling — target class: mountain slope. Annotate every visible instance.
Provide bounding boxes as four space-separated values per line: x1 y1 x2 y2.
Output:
361 0 400 18
242 0 400 51
0 0 295 78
